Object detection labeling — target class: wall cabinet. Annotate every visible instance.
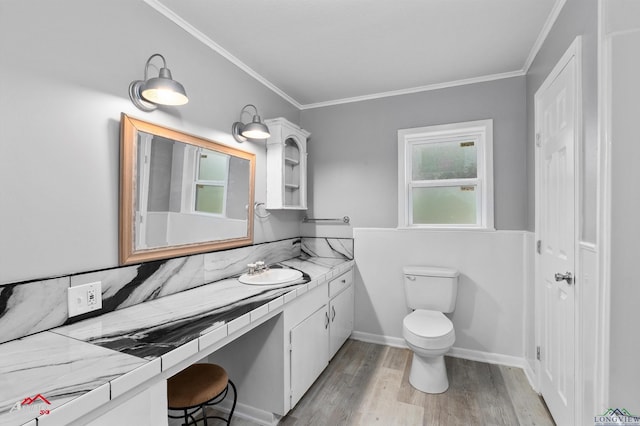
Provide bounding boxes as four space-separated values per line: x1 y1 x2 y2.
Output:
264 118 310 210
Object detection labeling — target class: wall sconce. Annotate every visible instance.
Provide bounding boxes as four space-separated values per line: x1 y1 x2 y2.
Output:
231 104 271 143
129 53 188 112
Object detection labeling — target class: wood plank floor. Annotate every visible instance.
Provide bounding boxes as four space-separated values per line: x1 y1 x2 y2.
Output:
217 339 555 426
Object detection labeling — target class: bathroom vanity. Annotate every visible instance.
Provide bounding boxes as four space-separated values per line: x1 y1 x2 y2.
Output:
0 254 354 426
0 116 338 426
209 267 354 417
289 269 354 406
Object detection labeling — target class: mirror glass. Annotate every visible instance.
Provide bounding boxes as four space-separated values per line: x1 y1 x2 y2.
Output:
120 114 255 265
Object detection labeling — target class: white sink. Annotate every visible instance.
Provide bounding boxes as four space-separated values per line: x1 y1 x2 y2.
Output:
238 268 303 285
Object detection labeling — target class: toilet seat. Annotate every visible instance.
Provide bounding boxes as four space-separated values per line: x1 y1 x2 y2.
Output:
403 309 455 350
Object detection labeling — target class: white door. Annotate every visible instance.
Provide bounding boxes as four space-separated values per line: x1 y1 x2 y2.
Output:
535 38 581 426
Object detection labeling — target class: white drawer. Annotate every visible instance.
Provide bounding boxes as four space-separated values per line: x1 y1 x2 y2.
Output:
328 269 353 298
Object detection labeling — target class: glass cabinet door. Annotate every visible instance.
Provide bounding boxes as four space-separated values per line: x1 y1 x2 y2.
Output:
284 138 301 207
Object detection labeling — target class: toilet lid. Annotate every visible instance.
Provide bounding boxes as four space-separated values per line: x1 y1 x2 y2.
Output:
403 310 455 350
404 310 454 338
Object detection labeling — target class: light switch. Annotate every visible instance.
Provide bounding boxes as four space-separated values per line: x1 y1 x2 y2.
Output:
68 281 102 317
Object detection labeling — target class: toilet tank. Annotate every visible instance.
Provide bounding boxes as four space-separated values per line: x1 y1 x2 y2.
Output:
403 266 459 313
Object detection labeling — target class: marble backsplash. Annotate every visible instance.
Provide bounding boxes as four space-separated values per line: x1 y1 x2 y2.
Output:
301 237 354 259
0 237 353 345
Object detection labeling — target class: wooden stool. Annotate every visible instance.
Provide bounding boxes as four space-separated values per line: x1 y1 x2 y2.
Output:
167 363 237 425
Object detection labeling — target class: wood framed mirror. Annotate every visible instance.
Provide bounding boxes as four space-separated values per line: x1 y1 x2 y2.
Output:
120 114 255 265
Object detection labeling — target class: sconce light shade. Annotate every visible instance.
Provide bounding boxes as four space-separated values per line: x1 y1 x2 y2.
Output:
129 54 188 112
232 104 271 143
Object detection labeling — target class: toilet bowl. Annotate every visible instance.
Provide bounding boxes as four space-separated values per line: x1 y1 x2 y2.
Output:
403 309 455 393
402 266 459 394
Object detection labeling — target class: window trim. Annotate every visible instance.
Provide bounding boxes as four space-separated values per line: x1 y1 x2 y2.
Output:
397 119 494 230
192 148 230 217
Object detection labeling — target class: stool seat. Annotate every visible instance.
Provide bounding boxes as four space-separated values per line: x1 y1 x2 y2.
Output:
167 363 237 425
168 364 228 408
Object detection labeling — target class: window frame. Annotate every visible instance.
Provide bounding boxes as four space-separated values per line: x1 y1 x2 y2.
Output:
397 119 494 230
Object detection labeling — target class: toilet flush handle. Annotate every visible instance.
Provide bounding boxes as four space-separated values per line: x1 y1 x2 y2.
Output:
407 275 416 281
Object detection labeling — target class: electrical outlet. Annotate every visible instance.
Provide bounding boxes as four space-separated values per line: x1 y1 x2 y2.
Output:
68 281 102 317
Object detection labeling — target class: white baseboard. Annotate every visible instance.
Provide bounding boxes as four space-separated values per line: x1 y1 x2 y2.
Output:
523 360 538 393
351 331 539 391
447 346 527 369
351 331 407 348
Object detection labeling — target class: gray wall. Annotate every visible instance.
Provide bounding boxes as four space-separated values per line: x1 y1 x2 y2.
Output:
607 0 640 412
147 136 173 212
227 156 251 220
300 76 528 235
0 0 301 284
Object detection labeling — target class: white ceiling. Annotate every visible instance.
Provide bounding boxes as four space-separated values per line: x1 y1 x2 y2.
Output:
150 0 561 109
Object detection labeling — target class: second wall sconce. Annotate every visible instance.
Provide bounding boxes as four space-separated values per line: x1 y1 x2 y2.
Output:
129 53 189 112
232 104 271 143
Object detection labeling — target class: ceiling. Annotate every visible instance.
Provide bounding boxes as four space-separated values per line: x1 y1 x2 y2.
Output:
149 0 561 109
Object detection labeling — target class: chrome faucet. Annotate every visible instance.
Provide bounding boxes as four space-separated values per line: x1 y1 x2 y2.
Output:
247 260 268 275
247 263 257 275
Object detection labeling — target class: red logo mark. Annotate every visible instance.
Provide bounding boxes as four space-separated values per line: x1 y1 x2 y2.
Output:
21 394 51 406
9 394 51 415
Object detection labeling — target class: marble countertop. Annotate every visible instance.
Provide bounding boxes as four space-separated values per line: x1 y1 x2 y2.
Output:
0 256 353 426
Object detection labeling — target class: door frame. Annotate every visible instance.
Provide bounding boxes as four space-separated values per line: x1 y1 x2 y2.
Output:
534 36 583 424
596 0 610 412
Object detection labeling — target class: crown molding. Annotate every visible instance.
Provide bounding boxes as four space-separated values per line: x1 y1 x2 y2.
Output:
144 0 303 110
300 70 526 110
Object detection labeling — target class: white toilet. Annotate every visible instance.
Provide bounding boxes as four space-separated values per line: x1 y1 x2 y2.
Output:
402 265 459 394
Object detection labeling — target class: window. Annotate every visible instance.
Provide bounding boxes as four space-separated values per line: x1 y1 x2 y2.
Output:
193 148 230 215
398 120 494 229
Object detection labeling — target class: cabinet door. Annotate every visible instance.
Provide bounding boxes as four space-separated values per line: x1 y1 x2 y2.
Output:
290 305 329 407
329 285 354 359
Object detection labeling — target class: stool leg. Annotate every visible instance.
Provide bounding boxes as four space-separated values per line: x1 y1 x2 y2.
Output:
227 380 238 425
188 408 199 426
202 403 208 426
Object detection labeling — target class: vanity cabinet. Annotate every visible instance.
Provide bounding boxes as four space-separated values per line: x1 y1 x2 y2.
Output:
264 118 310 210
288 268 354 408
328 269 355 359
202 265 354 418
